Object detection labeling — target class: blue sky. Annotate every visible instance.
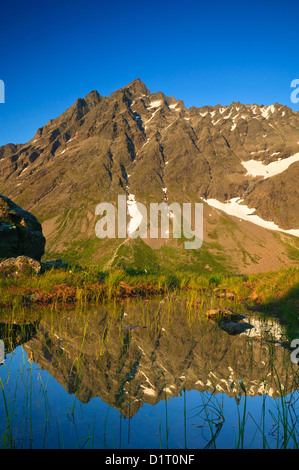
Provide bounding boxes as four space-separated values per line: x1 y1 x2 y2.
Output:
0 0 298 146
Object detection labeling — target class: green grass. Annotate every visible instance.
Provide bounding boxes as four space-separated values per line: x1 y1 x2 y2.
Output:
0 263 298 340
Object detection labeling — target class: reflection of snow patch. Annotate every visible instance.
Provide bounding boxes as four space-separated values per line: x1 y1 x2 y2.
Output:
241 316 284 341
141 386 157 396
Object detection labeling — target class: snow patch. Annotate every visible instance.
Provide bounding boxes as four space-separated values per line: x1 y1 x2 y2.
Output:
204 197 299 237
260 105 275 119
148 99 163 109
18 167 28 177
127 193 144 235
144 108 160 128
241 152 299 179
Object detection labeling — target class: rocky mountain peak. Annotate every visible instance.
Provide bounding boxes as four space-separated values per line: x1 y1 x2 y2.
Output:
0 80 298 273
122 78 150 97
83 90 102 108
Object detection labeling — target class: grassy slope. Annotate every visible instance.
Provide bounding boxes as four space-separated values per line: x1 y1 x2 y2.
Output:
41 202 299 276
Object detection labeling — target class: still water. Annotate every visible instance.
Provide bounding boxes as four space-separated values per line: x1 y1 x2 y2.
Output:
0 295 298 449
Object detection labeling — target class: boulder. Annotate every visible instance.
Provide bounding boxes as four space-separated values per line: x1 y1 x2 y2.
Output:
0 256 42 276
206 308 242 322
0 195 45 261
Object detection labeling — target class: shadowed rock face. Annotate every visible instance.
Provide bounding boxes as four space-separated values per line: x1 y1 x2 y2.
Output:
0 79 299 272
16 298 298 418
0 194 45 260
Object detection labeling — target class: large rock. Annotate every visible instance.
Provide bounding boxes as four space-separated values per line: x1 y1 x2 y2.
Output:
0 195 45 261
0 256 42 276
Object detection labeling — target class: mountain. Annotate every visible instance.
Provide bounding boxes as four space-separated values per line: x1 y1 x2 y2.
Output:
0 78 298 273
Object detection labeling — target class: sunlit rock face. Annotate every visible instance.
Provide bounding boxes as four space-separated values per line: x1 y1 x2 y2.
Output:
0 80 298 273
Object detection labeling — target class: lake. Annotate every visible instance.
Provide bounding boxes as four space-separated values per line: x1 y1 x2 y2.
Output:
0 294 298 449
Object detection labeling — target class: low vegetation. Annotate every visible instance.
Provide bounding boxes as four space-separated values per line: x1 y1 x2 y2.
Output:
0 265 298 338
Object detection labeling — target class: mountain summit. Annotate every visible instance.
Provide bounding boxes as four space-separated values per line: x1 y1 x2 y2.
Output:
0 80 298 273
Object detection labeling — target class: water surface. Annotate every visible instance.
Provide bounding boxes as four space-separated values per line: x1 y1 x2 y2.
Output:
0 295 298 449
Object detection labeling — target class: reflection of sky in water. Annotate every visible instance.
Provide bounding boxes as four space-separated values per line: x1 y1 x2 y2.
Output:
0 346 298 449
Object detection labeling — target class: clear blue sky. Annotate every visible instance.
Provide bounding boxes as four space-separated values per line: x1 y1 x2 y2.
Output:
0 0 298 146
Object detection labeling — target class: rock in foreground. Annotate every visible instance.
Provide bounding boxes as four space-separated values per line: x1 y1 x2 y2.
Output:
0 256 69 277
0 195 45 260
0 256 42 276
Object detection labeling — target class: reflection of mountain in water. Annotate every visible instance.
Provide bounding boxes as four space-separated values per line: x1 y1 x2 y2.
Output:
17 297 298 418
0 320 38 356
